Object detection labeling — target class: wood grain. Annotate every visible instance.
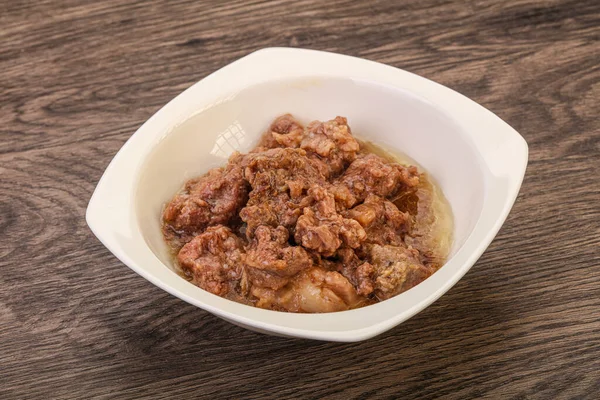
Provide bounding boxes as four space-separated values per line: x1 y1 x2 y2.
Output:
1 0 599 398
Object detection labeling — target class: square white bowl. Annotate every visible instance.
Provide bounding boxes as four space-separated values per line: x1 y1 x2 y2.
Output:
86 47 527 342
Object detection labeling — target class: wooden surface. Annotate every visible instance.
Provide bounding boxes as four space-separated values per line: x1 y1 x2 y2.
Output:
2 0 599 398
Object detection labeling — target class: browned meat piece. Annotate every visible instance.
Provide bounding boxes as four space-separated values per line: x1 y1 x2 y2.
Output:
163 162 249 248
240 148 327 236
244 268 288 292
295 186 366 256
270 114 305 147
367 244 435 300
295 207 340 255
328 183 358 210
251 267 366 312
243 147 325 190
244 226 312 290
301 116 360 177
338 153 420 202
345 194 410 246
177 226 245 296
355 262 376 296
240 192 304 239
334 247 375 296
254 114 306 150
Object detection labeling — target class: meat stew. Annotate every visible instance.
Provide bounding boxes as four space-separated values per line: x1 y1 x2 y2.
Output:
162 115 453 313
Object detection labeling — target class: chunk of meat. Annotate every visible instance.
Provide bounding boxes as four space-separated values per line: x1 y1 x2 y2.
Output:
335 247 376 296
177 226 245 296
338 153 420 202
270 114 305 148
345 194 411 246
244 268 288 292
367 244 435 300
354 262 376 296
295 186 366 256
301 116 360 177
251 267 366 312
254 114 306 150
244 225 312 290
240 192 305 239
163 162 249 248
240 148 326 236
243 147 325 190
328 183 358 210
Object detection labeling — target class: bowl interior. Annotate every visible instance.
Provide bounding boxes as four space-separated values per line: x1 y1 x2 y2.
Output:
136 77 485 276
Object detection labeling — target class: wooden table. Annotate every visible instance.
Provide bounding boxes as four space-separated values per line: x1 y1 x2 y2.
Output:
2 1 599 398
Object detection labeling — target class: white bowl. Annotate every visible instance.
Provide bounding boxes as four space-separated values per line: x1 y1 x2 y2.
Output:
86 47 527 342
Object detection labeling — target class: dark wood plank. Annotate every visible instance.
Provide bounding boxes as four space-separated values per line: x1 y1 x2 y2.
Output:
1 0 599 399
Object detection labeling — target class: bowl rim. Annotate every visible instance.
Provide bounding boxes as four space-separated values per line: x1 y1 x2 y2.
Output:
86 47 528 342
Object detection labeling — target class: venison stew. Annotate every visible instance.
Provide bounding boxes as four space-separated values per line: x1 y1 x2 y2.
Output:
162 115 453 313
